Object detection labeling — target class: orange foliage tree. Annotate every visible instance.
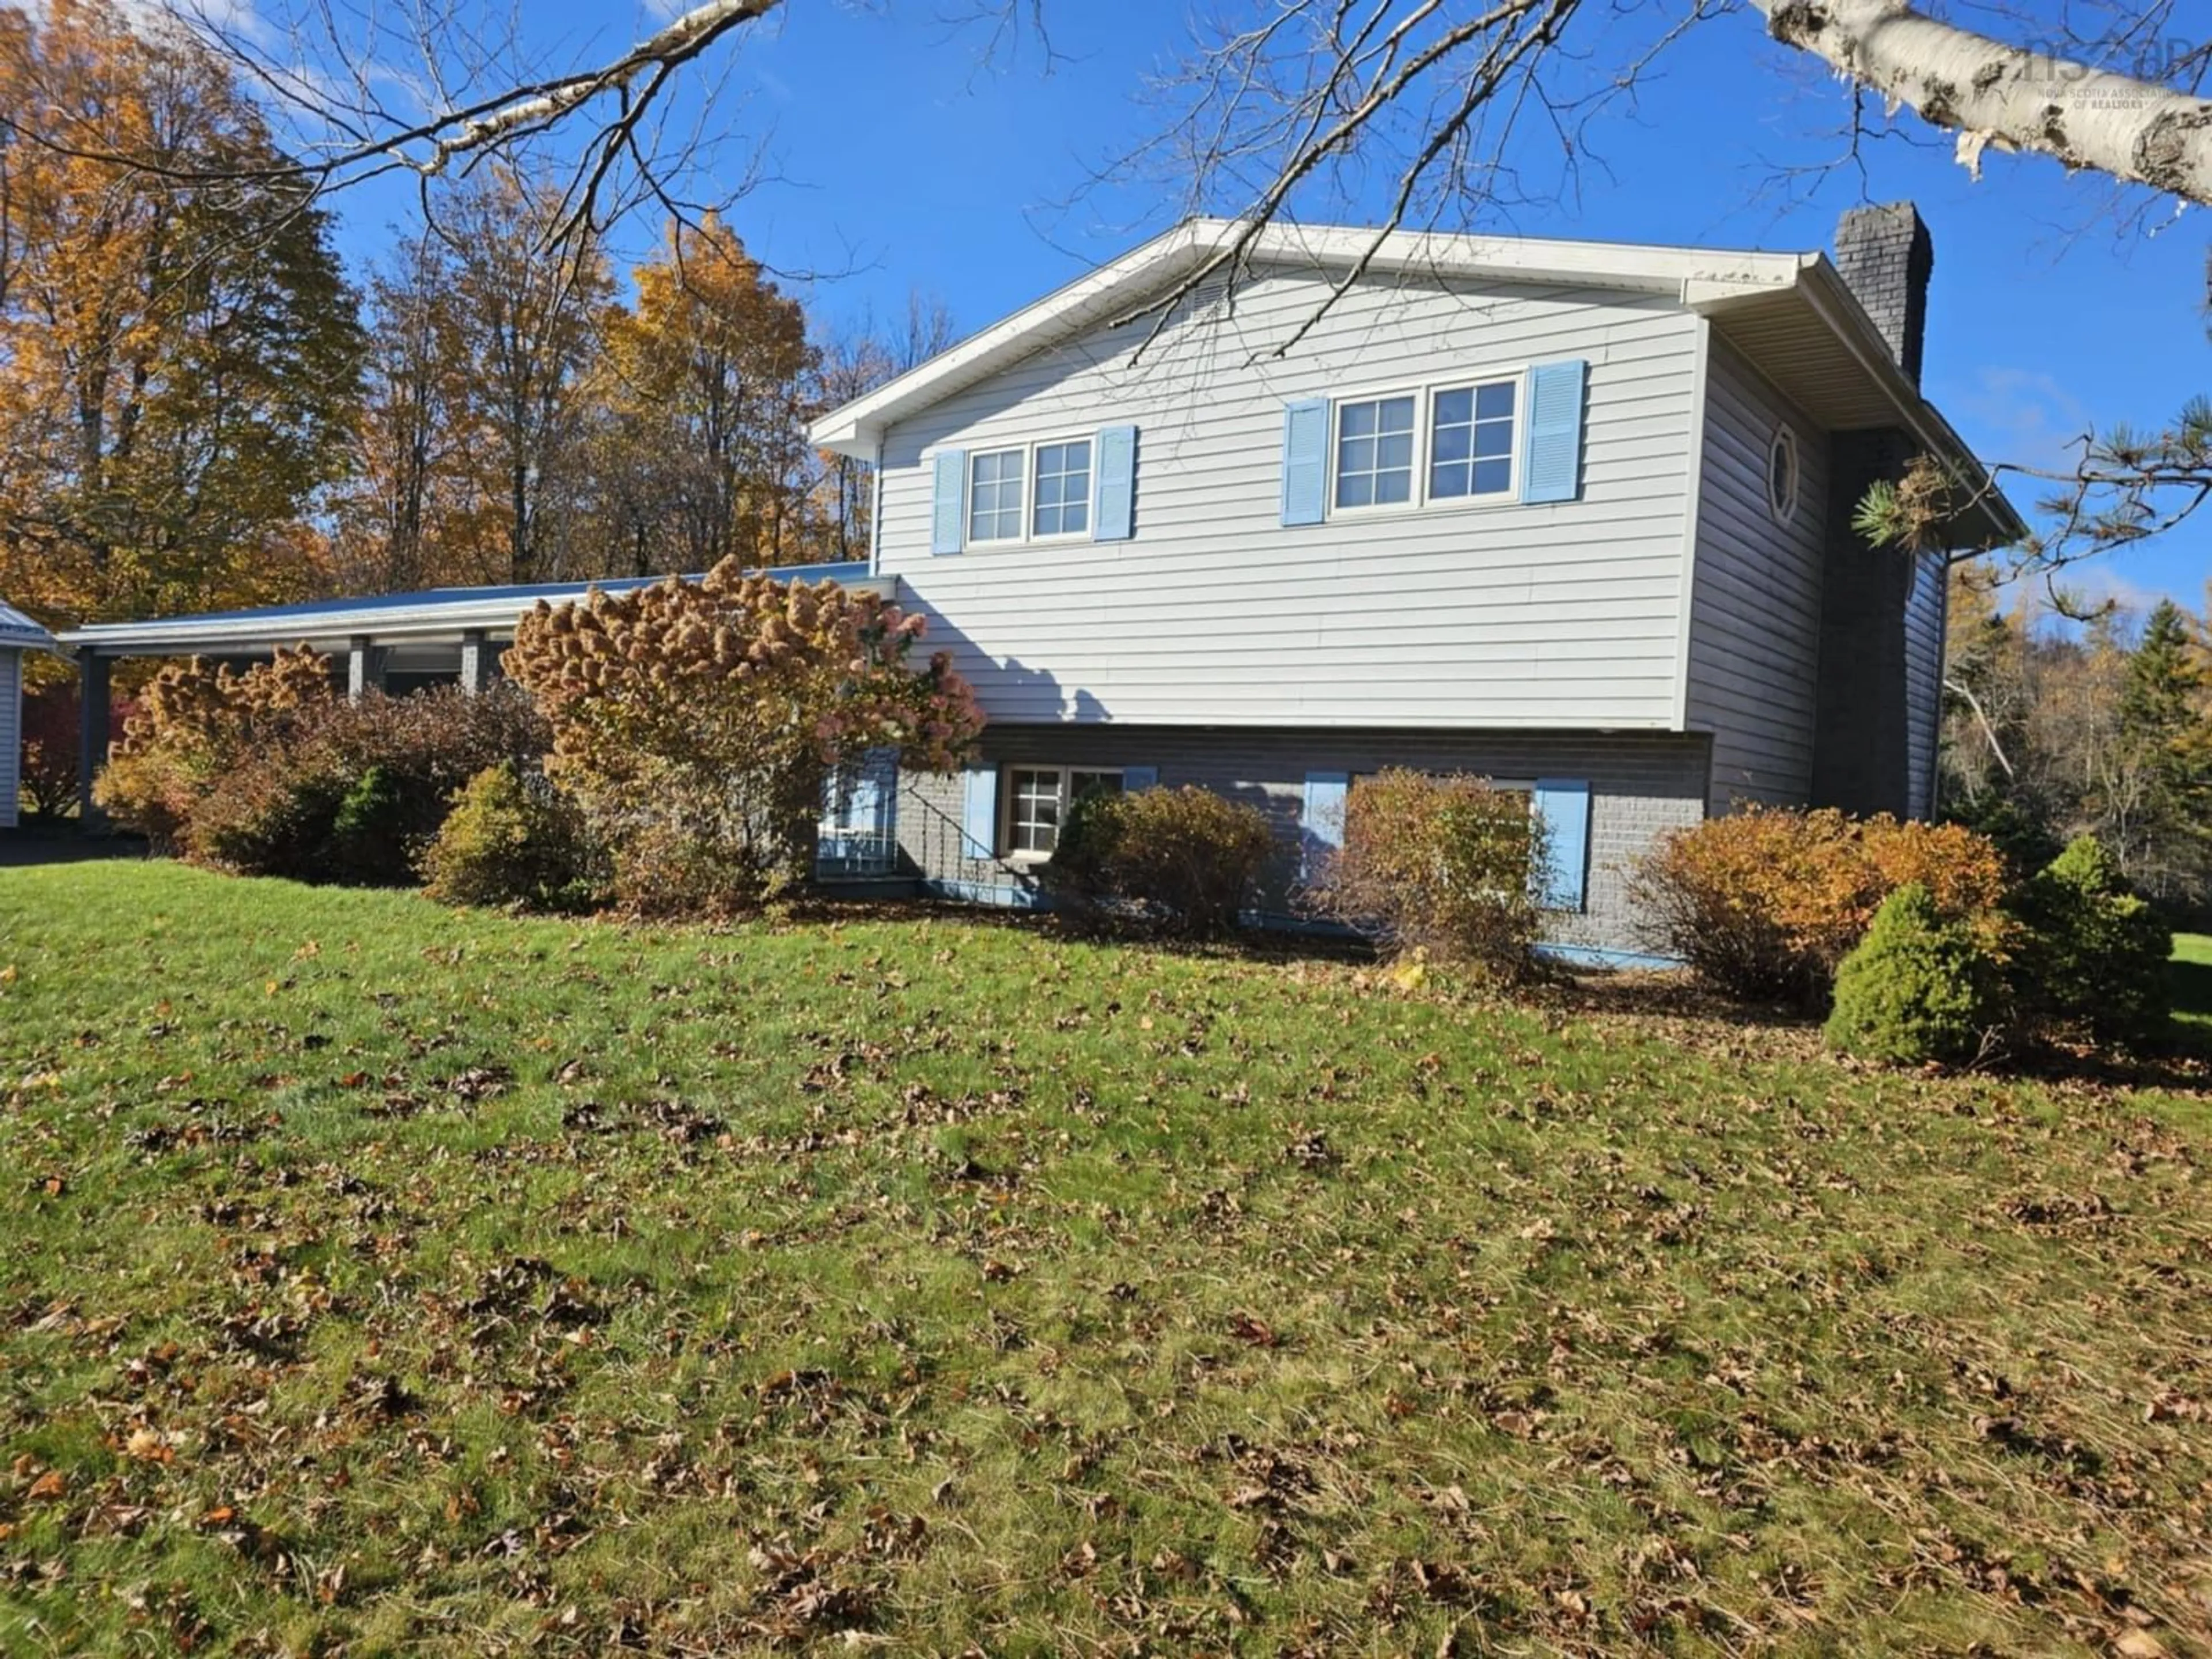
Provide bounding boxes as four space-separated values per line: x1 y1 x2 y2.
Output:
597 214 819 574
0 0 362 626
505 563 982 911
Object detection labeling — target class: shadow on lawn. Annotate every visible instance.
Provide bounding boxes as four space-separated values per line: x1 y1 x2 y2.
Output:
0 823 151 869
2169 953 2212 1055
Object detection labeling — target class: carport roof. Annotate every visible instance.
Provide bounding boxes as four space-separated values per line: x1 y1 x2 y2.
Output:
59 562 886 656
0 599 58 653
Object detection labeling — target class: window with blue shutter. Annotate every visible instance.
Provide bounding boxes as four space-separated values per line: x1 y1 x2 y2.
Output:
931 450 968 555
1281 399 1330 527
960 764 999 859
1300 771 1349 878
1120 764 1158 790
1092 425 1137 541
1520 359 1587 505
1532 778 1590 911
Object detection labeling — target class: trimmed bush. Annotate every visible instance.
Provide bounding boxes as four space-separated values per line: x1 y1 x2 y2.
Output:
185 683 550 883
2013 836 2172 1049
1825 883 2005 1067
1044 784 1274 938
1630 807 2009 1006
422 761 602 911
1306 768 1548 978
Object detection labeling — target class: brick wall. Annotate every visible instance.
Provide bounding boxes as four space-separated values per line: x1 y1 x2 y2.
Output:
897 725 1714 956
1834 203 1933 386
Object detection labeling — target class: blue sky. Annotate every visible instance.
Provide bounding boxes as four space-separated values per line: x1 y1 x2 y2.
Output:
328 2 2209 617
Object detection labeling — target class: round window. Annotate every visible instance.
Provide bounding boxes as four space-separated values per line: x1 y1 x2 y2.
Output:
1767 426 1800 524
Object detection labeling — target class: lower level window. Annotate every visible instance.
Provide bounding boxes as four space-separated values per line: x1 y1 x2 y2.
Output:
1006 766 1122 857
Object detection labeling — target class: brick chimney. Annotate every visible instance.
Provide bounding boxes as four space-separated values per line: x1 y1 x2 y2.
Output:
1834 203 1933 386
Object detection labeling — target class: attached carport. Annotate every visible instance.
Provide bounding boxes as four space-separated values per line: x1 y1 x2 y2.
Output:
58 562 890 820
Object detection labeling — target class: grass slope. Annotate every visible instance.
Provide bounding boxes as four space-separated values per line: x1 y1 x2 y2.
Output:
2 861 2210 1656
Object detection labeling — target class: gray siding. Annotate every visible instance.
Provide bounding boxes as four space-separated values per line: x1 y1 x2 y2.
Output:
1684 342 1829 813
877 265 1702 731
0 649 18 828
897 728 1711 956
1904 550 1947 820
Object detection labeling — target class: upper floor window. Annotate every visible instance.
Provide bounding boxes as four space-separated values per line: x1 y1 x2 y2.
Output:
1333 378 1521 514
1430 381 1516 500
1767 426 1800 524
1032 440 1092 537
969 448 1026 543
1334 395 1416 509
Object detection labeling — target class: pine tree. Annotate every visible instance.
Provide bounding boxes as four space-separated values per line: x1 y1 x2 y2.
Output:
2119 600 2212 898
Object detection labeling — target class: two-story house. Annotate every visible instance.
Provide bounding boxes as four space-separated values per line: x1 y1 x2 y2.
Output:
807 203 2022 962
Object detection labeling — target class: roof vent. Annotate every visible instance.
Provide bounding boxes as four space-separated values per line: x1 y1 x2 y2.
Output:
1834 202 1933 387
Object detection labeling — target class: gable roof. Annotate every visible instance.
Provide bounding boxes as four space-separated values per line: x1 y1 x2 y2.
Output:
810 216 2024 549
0 599 56 653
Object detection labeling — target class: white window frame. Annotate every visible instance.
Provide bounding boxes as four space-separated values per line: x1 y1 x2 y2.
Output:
1029 437 1096 541
1767 424 1801 525
967 446 1028 545
1001 764 1123 862
1327 371 1527 520
964 434 1098 549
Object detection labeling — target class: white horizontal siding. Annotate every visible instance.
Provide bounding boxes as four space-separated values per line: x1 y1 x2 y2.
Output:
877 266 1701 729
1684 342 1829 812
0 650 20 828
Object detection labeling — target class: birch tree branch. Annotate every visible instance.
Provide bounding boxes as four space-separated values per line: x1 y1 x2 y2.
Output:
1752 0 2212 202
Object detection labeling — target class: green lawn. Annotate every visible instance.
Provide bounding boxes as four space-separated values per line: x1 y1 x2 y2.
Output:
2 861 2209 1656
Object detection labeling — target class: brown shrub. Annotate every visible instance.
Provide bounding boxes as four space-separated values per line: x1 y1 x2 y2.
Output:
1629 806 2009 1005
1305 768 1549 979
94 647 335 846
1043 784 1275 938
186 683 551 883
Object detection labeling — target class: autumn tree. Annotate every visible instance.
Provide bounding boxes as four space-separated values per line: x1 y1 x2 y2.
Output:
0 0 362 624
434 169 615 586
809 293 958 565
330 234 477 594
597 214 816 574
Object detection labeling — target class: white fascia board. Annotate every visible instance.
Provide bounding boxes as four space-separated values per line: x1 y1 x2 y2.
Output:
1783 260 2028 548
809 217 1809 458
63 577 896 654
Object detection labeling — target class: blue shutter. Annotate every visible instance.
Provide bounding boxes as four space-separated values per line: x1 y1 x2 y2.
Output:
931 450 968 555
1532 778 1590 911
1093 425 1137 541
960 764 998 859
1121 764 1158 791
1520 359 1587 505
1281 399 1330 527
1300 771 1349 878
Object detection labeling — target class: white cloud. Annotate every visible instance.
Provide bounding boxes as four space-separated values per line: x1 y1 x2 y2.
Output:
1948 365 2097 478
